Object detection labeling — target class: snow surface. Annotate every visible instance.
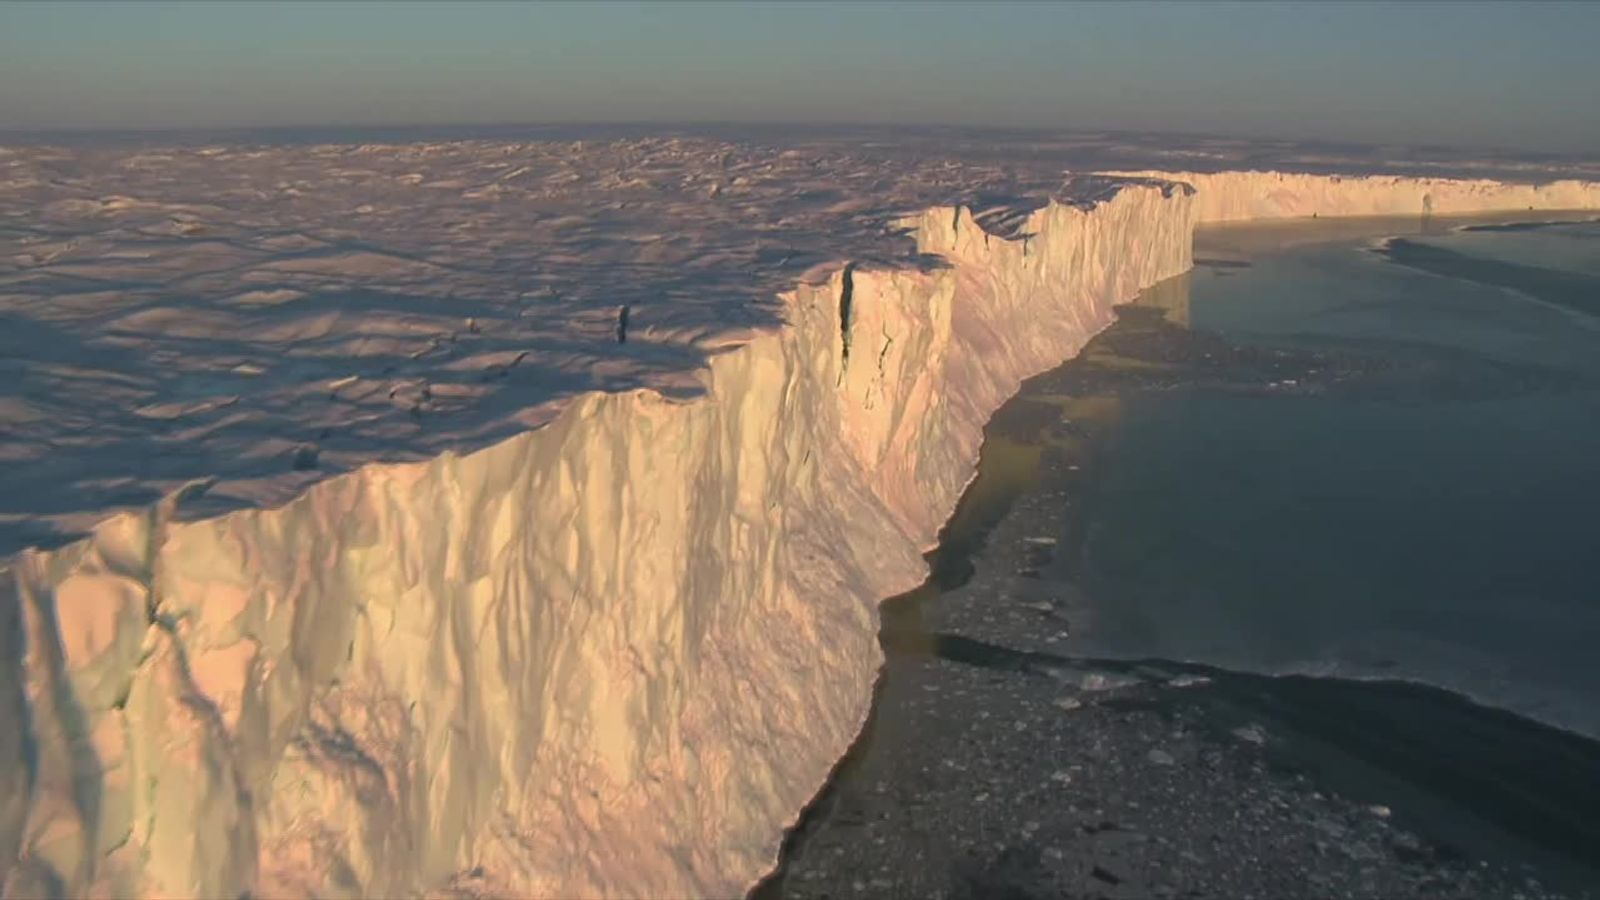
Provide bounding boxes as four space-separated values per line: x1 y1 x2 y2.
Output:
3 132 1599 898
0 138 1164 555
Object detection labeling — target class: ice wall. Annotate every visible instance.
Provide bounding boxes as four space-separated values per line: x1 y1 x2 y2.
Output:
1106 169 1600 223
6 166 1600 899
0 183 1194 899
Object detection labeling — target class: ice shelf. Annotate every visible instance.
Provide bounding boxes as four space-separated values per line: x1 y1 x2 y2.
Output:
3 164 1598 898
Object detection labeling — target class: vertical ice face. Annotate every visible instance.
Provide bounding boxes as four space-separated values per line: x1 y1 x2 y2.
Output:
0 183 1192 899
2 169 1596 899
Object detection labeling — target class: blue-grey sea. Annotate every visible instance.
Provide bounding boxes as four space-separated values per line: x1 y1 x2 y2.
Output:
1072 214 1600 740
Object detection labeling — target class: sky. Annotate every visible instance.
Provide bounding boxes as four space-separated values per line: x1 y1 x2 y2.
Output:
2 0 1597 154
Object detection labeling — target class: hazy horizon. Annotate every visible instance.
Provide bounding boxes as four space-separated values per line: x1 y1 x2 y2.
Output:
3 0 1598 155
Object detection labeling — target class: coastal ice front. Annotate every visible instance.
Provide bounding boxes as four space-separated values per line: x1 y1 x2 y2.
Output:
2 132 1597 898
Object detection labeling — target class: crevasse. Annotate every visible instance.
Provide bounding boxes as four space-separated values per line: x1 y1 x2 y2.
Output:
3 171 1598 899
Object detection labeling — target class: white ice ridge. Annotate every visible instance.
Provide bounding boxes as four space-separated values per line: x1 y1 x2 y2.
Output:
2 168 1599 899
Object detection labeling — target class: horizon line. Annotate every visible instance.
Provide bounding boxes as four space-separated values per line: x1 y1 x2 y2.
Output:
0 118 1582 161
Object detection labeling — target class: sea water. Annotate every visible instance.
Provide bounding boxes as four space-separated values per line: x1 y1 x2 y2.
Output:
1069 215 1600 741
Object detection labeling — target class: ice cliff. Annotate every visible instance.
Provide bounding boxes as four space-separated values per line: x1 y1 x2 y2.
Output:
1 182 1194 898
3 169 1599 899
1107 169 1600 223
